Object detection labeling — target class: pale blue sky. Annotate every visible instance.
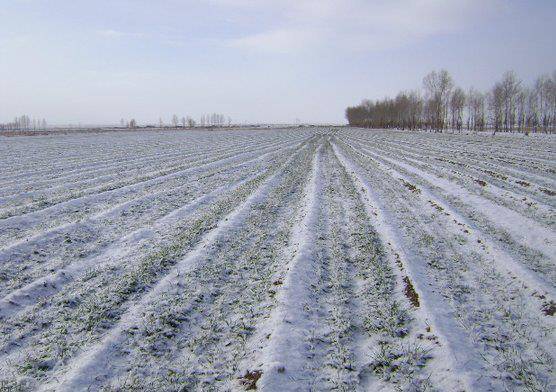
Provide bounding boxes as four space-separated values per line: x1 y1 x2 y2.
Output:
1 0 554 124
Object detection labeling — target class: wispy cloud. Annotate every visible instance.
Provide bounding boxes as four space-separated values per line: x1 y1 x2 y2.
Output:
228 29 320 53
224 0 505 53
96 29 146 39
96 29 195 47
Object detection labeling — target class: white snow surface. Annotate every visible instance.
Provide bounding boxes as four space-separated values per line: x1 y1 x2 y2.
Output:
0 127 554 391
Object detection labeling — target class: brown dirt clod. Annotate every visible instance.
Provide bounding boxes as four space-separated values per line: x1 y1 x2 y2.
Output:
542 301 555 316
539 188 556 196
240 370 263 390
403 276 420 308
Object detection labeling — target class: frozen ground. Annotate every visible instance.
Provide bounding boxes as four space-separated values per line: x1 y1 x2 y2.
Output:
0 127 554 391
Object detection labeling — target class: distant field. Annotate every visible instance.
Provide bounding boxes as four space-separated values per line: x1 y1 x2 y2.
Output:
0 128 554 391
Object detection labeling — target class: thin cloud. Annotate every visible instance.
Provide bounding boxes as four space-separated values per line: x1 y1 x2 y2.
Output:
96 29 195 47
224 0 505 53
228 29 320 53
96 29 146 39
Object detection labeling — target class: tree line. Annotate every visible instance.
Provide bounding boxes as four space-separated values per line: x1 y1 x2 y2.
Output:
0 115 48 131
199 113 232 127
2 112 235 131
346 70 556 133
119 113 232 129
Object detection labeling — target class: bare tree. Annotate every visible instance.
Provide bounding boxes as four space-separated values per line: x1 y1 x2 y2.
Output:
535 74 554 132
489 82 504 134
499 71 521 132
526 88 539 132
465 88 485 132
466 88 475 131
423 70 453 131
408 91 423 130
450 87 466 131
517 88 528 132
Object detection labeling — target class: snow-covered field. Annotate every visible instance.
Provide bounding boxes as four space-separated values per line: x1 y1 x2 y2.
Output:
0 127 554 391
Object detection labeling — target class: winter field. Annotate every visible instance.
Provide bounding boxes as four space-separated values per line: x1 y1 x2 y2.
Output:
0 127 554 391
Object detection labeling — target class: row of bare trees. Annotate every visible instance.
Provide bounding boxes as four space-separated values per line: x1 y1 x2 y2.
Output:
168 115 197 128
2 113 232 131
155 116 196 128
119 114 232 129
346 70 556 133
0 115 48 131
200 113 231 127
